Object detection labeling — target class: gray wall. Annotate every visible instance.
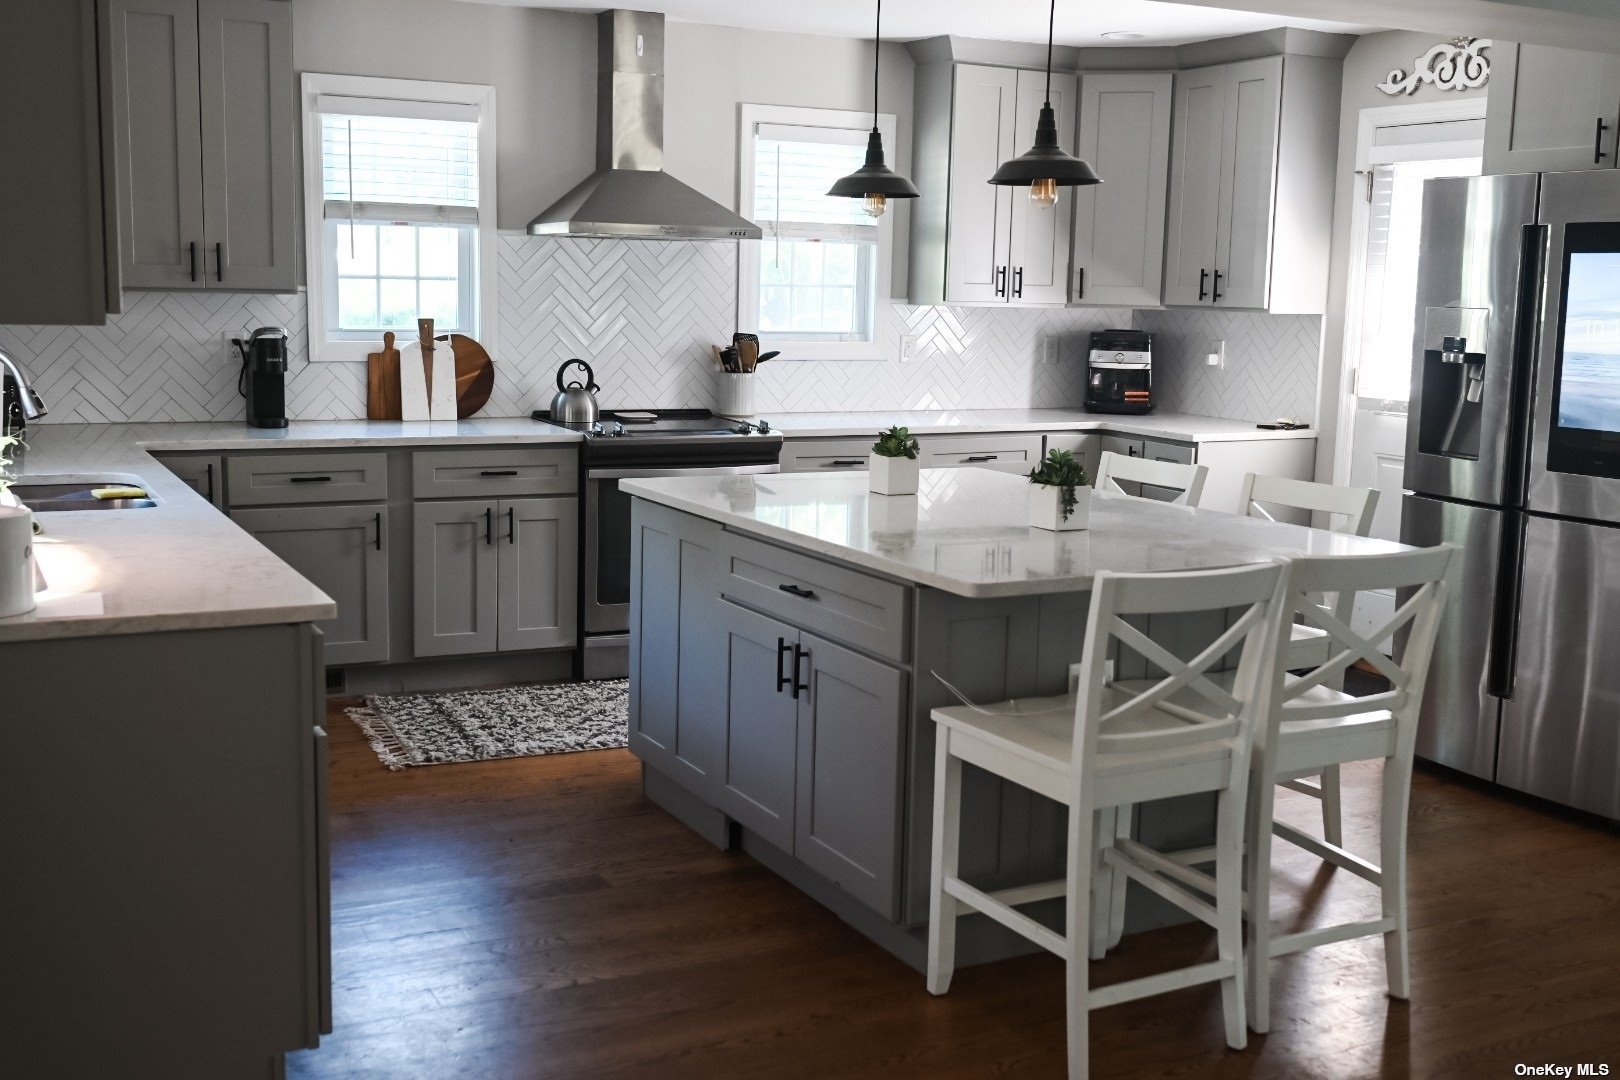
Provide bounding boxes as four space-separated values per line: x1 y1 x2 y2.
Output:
1312 29 1490 479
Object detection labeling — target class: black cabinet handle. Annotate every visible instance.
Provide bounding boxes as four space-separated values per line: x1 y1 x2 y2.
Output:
776 637 794 696
1076 266 1085 300
507 506 515 545
484 506 494 545
1128 445 1139 457
373 511 383 551
289 475 332 484
189 241 198 283
480 469 518 477
792 643 810 699
995 265 1007 297
778 583 817 600
1198 268 1209 301
963 454 999 462
215 242 223 282
203 461 214 503
1012 266 1024 299
1211 270 1224 304
828 459 865 467
1596 116 1610 164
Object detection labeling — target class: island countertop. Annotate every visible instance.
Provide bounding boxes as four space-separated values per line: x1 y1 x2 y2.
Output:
622 468 1408 599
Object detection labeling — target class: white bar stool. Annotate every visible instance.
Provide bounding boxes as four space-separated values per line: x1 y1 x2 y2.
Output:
1095 450 1209 507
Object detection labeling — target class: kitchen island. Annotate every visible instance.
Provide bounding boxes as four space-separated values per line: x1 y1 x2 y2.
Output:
623 467 1403 969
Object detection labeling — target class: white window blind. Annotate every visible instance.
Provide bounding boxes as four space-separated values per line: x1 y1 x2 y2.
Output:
753 123 877 238
319 100 480 226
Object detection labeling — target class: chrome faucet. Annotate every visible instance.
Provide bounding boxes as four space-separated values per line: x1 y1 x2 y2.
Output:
0 348 48 428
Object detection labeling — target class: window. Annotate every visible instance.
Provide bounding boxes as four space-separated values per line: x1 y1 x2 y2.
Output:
738 105 896 360
301 75 496 362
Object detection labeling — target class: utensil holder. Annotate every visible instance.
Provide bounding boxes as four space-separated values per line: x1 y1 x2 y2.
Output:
0 504 38 617
717 373 755 418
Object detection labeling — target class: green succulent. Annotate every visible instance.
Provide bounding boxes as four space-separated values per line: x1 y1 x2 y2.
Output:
0 431 21 495
871 425 920 460
1028 448 1092 520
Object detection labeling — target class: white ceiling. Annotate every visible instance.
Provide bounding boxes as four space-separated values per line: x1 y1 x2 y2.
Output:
464 0 1381 47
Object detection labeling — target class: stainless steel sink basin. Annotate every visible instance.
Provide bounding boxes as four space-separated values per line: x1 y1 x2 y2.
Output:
11 482 158 512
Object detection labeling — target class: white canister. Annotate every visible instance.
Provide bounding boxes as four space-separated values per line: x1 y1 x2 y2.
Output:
717 373 755 418
0 504 37 617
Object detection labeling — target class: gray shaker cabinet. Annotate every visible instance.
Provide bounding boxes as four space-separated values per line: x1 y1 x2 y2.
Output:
1483 44 1620 174
497 496 579 652
714 599 801 853
233 503 390 665
103 0 297 292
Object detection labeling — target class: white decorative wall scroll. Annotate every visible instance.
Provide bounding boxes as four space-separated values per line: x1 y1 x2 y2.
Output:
1377 38 1491 97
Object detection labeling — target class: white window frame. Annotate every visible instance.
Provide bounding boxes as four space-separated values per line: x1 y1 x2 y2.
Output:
738 104 895 361
301 73 497 363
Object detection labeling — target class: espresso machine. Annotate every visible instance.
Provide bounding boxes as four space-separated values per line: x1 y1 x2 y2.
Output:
235 326 290 428
1085 329 1154 414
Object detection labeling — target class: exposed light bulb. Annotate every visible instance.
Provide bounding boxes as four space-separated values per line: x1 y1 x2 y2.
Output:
862 193 888 218
1029 178 1059 210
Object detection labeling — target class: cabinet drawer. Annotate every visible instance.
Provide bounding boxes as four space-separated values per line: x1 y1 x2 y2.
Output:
720 532 909 663
780 438 874 473
411 447 578 499
153 453 223 508
227 452 388 507
922 433 1043 472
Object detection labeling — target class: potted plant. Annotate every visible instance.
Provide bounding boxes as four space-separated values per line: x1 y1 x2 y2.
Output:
1027 448 1091 531
869 425 921 496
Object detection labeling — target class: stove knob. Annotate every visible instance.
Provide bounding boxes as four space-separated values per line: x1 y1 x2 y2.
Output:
734 422 753 435
757 420 771 434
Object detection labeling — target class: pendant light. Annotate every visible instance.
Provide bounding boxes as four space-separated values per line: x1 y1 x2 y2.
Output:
827 0 919 218
989 0 1101 209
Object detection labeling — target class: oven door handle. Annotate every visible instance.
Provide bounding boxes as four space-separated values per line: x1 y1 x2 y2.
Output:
587 464 781 480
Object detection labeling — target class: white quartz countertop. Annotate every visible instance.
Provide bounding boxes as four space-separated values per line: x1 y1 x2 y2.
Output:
623 468 1405 599
760 409 1315 443
0 419 581 643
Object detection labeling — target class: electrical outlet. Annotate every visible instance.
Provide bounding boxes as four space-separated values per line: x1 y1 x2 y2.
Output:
900 335 919 363
1042 336 1058 365
222 332 244 366
1205 338 1226 369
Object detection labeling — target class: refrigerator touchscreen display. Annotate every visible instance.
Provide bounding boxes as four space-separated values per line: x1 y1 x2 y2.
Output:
1547 225 1620 478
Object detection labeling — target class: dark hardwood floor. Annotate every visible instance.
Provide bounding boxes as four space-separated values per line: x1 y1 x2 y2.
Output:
289 698 1620 1079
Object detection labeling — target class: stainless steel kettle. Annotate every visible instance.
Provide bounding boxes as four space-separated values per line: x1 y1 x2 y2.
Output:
548 359 600 427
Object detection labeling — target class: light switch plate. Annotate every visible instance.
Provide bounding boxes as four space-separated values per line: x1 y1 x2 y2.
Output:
900 335 919 363
1205 338 1226 369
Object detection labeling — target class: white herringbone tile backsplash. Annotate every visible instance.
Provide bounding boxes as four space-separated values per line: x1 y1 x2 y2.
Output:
1133 309 1322 425
0 234 1318 424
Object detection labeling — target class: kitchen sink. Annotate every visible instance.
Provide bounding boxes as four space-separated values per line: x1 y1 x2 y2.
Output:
10 482 158 512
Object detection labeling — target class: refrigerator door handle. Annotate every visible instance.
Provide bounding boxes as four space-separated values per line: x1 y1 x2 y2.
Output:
1503 224 1549 509
1487 511 1526 700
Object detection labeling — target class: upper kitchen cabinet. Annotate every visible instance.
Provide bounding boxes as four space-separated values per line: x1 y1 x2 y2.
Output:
102 0 297 292
910 61 1077 306
1163 54 1339 314
1483 44 1620 174
0 1 116 324
1069 72 1174 308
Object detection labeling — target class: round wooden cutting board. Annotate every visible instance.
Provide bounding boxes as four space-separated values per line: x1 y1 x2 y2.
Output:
447 334 495 418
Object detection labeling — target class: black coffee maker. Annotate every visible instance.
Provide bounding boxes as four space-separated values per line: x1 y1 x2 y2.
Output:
235 327 290 428
1084 329 1154 414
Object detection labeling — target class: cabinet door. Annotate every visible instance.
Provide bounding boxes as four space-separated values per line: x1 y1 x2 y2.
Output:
1071 72 1173 308
103 0 207 290
1483 44 1620 175
232 504 389 665
197 0 297 291
1163 66 1227 307
1212 57 1282 310
714 601 799 853
154 452 223 507
1005 69 1077 306
413 501 499 658
794 634 905 917
945 64 1017 304
496 497 578 652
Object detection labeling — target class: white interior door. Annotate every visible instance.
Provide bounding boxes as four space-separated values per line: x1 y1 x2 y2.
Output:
1337 103 1485 640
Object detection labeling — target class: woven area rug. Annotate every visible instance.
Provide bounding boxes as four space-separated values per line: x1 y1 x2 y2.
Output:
346 680 629 770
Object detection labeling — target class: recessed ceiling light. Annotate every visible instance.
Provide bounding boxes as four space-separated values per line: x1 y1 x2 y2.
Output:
1101 31 1147 41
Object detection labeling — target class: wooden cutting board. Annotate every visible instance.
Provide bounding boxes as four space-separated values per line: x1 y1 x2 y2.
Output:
445 334 495 419
366 331 401 420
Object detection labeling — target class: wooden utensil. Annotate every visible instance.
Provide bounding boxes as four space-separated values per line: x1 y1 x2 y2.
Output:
366 331 402 420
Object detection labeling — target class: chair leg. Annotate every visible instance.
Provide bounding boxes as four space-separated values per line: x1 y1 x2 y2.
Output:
1246 774 1278 1034
1089 807 1113 961
1065 793 1095 1080
1319 765 1344 847
1380 755 1413 1000
926 731 962 996
1106 805 1132 951
1214 785 1248 1050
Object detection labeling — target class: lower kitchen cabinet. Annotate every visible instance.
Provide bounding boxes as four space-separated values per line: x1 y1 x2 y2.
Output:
414 496 578 658
153 451 224 507
715 599 800 852
232 503 389 664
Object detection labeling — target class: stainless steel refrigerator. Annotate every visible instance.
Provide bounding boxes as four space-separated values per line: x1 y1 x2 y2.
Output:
1404 169 1620 821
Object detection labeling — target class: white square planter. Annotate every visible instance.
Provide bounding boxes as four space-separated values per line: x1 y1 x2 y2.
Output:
867 492 919 533
1029 484 1090 531
868 453 919 496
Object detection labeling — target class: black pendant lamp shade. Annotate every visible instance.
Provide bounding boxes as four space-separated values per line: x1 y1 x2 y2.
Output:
989 0 1101 197
828 0 918 216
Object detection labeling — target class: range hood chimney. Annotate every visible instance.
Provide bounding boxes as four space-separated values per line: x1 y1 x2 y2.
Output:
527 9 762 241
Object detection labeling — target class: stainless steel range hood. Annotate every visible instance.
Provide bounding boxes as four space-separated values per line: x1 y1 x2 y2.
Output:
527 10 761 241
